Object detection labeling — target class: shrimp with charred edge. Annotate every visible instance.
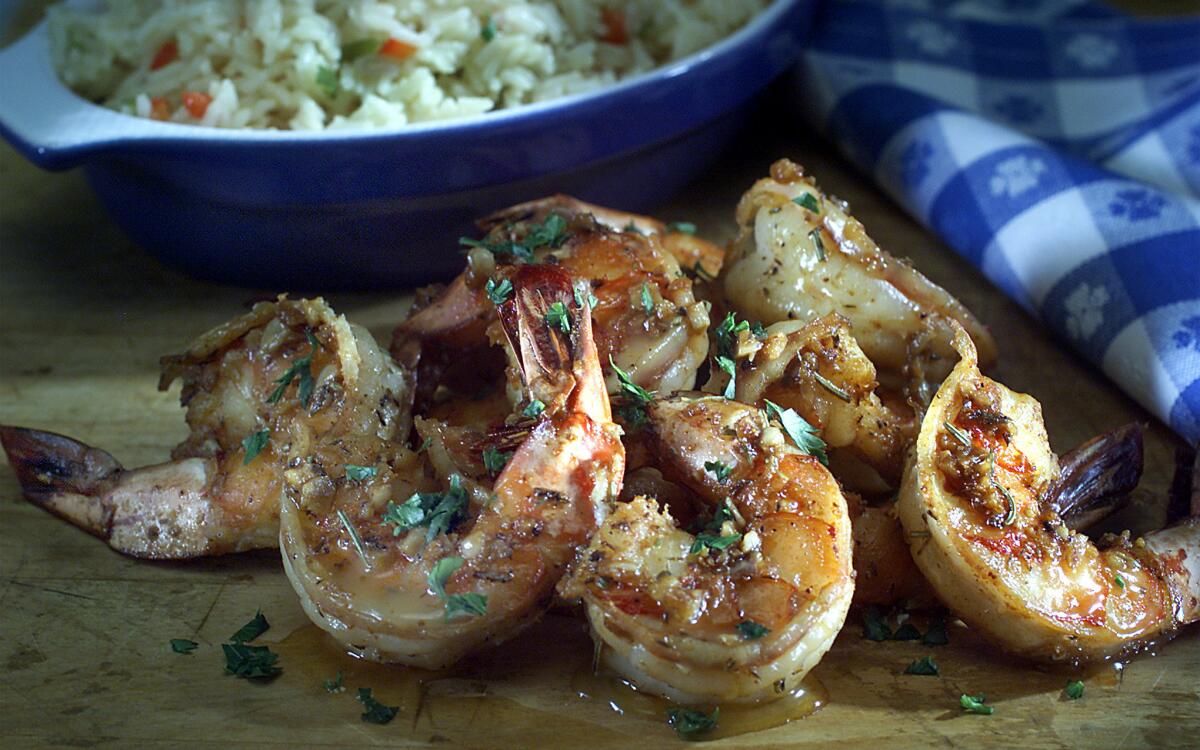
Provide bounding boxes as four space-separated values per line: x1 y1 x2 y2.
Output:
0 297 413 559
281 265 625 669
898 325 1199 662
562 395 854 703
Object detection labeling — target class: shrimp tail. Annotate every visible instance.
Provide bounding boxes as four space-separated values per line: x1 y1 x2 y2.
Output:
499 264 610 424
1 425 123 537
1048 423 1143 530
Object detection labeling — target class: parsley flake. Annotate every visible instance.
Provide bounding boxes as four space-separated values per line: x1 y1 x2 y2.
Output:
959 693 993 715
1065 680 1084 700
1114 573 1126 590
345 464 377 482
715 312 749 359
170 638 198 654
230 611 270 643
524 213 568 250
482 446 512 476
523 399 545 418
666 221 697 235
315 66 338 97
545 301 571 333
763 400 828 466
323 670 344 693
704 460 732 483
688 261 715 283
640 283 654 314
267 331 320 408
862 606 892 641
427 556 487 619
384 475 467 542
241 429 270 465
223 643 282 680
480 15 496 42
357 688 399 724
689 532 741 555
793 193 820 212
736 620 769 640
923 618 950 646
341 37 382 62
904 655 939 676
610 356 654 404
750 321 768 339
458 236 533 262
715 355 737 399
486 277 513 305
667 707 718 738
573 284 599 310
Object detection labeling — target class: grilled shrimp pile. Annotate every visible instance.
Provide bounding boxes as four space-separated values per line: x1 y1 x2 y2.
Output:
4 160 1196 715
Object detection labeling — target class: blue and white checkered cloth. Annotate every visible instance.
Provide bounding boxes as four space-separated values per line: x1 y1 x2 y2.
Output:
800 0 1200 444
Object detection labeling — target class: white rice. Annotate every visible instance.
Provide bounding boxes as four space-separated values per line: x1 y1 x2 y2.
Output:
48 0 768 130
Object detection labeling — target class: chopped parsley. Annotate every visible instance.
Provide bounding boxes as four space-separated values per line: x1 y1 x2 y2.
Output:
223 643 281 680
862 606 892 641
764 400 828 466
341 37 382 62
345 464 377 482
959 693 993 715
808 228 826 261
241 429 270 465
524 213 567 250
384 475 468 542
923 618 950 646
750 321 768 339
714 312 749 359
357 688 399 724
704 460 732 483
545 301 571 333
416 436 433 453
267 331 320 408
323 670 344 693
666 221 696 235
316 65 338 97
903 656 939 676
736 620 769 640
892 623 922 641
640 283 654 314
459 235 534 262
687 261 715 283
573 283 599 310
623 220 642 235
428 555 488 620
486 277 513 305
715 355 737 400
610 356 654 405
1065 680 1085 700
230 611 270 643
689 532 741 555
667 707 718 738
523 399 545 419
793 193 820 212
1114 573 1126 590
482 446 512 476
480 15 496 42
170 639 198 654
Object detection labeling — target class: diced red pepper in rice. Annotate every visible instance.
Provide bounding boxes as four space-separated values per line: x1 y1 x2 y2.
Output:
600 8 628 45
150 40 178 70
379 38 417 62
149 97 171 121
182 91 212 119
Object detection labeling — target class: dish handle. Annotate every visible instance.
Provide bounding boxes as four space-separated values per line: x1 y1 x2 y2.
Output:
0 20 168 170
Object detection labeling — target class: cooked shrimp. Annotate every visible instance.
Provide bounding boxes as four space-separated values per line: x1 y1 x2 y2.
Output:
711 313 916 490
0 297 412 559
721 159 997 402
897 325 1200 661
561 394 854 703
394 195 714 401
281 264 625 668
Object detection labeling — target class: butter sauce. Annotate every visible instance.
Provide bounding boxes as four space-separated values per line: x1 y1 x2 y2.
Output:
276 612 825 742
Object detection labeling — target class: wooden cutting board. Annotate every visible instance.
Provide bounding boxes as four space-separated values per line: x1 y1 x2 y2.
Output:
1 103 1196 747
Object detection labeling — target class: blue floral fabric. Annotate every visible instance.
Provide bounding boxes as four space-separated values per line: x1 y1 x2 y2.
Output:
801 0 1200 443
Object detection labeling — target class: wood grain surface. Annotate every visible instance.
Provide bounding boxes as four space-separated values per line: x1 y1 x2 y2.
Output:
1 98 1197 747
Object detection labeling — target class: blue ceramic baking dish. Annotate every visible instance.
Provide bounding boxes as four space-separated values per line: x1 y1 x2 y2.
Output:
0 1 814 288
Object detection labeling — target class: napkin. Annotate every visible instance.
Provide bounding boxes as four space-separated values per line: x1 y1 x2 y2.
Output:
799 0 1200 444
